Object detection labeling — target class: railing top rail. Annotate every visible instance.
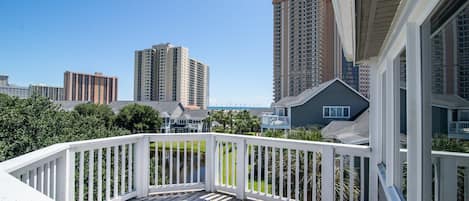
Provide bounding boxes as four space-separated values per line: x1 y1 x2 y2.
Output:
208 132 371 156
400 148 469 160
0 143 69 173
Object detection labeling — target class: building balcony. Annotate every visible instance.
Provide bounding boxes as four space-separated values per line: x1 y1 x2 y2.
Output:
448 121 469 139
261 114 290 130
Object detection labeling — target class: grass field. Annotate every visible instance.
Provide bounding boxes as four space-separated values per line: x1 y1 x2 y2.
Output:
149 140 271 193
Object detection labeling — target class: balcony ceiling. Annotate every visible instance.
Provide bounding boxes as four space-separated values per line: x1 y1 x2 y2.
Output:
355 0 401 62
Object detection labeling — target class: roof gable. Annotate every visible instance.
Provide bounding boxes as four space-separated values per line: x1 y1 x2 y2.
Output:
273 78 369 108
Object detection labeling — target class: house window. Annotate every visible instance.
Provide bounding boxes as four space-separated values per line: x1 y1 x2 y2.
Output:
323 106 351 119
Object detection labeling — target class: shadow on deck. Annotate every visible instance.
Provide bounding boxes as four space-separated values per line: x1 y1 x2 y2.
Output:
130 191 239 201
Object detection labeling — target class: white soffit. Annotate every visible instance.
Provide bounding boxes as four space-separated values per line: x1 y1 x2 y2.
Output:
332 0 355 61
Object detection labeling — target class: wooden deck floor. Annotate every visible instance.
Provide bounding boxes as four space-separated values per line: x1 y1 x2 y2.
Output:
130 191 239 201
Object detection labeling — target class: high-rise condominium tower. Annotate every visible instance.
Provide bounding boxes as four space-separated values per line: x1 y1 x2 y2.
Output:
64 71 118 104
134 43 209 109
272 0 337 102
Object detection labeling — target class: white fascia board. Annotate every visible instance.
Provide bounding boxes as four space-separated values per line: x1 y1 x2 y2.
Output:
332 0 355 62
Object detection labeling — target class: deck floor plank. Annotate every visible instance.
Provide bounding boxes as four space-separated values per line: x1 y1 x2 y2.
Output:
130 191 238 201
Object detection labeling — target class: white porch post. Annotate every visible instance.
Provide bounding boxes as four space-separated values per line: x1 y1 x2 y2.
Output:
235 138 246 199
205 134 216 192
64 149 75 201
368 60 379 201
406 22 432 201
135 135 149 197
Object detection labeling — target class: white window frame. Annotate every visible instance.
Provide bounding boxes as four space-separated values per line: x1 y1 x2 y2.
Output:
322 106 351 119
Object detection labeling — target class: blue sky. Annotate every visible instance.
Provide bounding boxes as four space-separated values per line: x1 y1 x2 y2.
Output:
0 0 273 106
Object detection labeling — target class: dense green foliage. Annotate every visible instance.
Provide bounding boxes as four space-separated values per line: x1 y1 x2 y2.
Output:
115 103 162 133
210 110 260 134
74 103 115 128
262 127 323 142
0 96 166 162
0 95 130 161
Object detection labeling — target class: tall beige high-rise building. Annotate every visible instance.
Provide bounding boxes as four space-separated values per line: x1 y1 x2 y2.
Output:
134 43 209 109
64 71 118 104
272 0 337 102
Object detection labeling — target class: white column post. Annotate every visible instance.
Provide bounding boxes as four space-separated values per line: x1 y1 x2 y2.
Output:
236 139 246 199
386 56 401 188
205 134 216 192
368 60 379 201
135 135 149 197
438 158 457 201
64 149 75 201
406 22 432 201
321 146 335 200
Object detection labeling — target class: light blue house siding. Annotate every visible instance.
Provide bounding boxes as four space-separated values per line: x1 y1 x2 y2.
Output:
290 81 369 127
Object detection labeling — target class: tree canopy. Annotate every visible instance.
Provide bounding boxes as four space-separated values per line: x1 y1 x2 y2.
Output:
0 95 129 161
115 103 162 133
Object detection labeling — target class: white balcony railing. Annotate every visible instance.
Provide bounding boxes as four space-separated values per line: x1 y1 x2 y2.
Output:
0 133 371 201
261 115 290 129
449 121 469 139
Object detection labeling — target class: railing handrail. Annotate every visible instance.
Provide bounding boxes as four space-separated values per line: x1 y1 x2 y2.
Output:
0 132 372 173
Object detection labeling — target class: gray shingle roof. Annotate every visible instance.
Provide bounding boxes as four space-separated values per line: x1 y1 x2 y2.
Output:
108 101 183 118
54 101 91 111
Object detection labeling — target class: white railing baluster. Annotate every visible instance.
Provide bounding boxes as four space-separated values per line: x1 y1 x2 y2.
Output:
340 155 344 201
33 167 37 190
113 146 118 198
40 165 44 193
155 141 158 187
272 147 276 197
26 170 30 186
65 150 74 201
465 167 469 201
106 147 111 201
265 146 268 195
191 141 194 183
128 143 133 192
295 149 299 200
121 145 125 194
349 155 354 201
89 149 94 201
236 139 247 199
250 144 254 192
79 151 84 201
360 156 364 201
232 142 236 187
312 152 317 201
225 142 229 186
176 142 180 185
280 148 284 198
47 162 51 197
162 142 166 186
215 141 220 185
97 148 102 201
303 151 308 201
287 149 291 200
184 141 187 184
197 141 201 184
169 142 173 185
258 145 261 193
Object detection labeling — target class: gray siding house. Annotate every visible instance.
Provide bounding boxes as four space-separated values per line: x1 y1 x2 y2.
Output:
262 78 369 130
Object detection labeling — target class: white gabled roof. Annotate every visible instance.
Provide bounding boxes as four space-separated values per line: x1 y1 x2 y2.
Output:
272 78 369 108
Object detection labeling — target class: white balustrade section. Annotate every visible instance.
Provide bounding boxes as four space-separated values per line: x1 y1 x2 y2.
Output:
400 149 469 201
0 133 379 201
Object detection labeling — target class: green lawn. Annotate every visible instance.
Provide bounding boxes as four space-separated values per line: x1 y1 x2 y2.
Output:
150 141 206 153
149 141 271 193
